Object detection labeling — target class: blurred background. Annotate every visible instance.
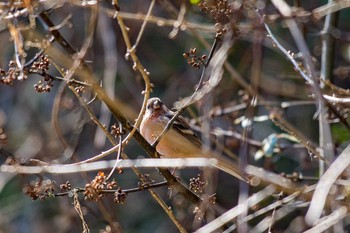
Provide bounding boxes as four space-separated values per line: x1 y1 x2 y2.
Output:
0 0 350 232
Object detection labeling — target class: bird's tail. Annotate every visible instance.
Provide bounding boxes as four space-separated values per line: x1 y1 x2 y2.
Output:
212 155 250 183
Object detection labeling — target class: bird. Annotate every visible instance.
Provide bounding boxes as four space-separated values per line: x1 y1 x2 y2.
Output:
140 97 249 183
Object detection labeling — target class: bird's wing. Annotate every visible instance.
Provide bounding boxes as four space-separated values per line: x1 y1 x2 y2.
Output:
163 111 202 147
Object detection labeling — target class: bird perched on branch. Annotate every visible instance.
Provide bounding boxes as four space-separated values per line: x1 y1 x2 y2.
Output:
140 97 249 183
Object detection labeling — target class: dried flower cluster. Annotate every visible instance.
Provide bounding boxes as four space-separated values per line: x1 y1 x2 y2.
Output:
110 124 125 138
198 0 239 37
60 181 72 191
34 76 54 93
183 48 207 69
113 187 127 204
0 60 24 86
199 0 233 24
0 55 55 92
31 55 54 92
84 172 117 201
189 174 207 194
30 55 50 73
23 179 55 200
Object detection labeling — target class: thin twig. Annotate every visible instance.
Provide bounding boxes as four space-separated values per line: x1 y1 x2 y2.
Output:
319 0 338 176
269 111 326 163
2 157 245 174
226 191 300 232
305 206 347 233
106 122 123 181
267 192 282 233
195 185 276 233
168 2 186 39
54 181 169 197
48 14 72 31
305 144 350 225
130 0 156 52
313 1 350 19
73 190 90 233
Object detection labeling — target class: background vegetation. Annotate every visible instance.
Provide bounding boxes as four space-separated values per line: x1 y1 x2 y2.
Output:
0 0 350 232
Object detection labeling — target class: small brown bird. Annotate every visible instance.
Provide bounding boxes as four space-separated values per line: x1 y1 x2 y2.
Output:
140 97 249 182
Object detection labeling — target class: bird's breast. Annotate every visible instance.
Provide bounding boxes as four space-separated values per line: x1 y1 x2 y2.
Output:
140 116 204 158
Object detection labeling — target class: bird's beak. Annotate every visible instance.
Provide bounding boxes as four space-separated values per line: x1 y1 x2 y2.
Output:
153 100 161 110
